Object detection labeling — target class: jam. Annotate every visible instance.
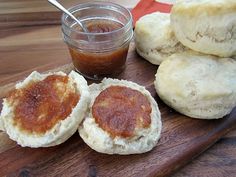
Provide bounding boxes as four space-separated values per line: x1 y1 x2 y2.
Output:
92 86 152 138
85 20 123 33
9 75 80 134
69 45 128 78
68 19 130 79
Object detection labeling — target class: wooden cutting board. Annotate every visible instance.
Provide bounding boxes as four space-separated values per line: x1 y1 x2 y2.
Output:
0 42 235 177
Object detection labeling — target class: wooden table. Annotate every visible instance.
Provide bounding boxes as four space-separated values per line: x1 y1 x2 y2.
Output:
0 1 236 176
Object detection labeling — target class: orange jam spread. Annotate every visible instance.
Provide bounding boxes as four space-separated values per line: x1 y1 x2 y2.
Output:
8 75 80 134
92 86 152 138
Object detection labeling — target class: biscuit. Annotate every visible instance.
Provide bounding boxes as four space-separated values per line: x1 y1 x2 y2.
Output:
134 12 186 65
0 71 89 147
171 0 236 57
79 78 162 154
154 52 236 119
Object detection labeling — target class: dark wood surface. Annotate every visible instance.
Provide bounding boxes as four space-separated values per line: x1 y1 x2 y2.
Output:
0 1 236 177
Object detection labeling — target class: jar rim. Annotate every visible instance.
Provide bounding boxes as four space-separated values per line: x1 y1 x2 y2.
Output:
61 1 133 36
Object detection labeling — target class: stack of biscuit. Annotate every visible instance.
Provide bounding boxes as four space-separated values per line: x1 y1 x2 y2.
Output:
134 0 236 119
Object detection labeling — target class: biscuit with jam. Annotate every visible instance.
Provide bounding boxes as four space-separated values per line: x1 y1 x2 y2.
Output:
0 71 89 147
79 78 162 154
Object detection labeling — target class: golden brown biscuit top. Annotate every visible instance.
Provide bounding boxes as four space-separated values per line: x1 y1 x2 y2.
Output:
172 0 236 16
92 86 152 138
8 75 80 134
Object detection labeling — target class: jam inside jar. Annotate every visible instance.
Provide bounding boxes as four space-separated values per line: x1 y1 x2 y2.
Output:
62 2 133 80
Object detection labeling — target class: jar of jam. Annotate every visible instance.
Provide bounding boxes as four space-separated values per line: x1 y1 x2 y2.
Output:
61 2 133 80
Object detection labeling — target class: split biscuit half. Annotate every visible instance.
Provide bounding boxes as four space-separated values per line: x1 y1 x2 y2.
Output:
79 78 162 154
0 71 89 147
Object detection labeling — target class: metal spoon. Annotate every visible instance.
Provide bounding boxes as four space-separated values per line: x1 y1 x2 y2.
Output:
48 0 89 33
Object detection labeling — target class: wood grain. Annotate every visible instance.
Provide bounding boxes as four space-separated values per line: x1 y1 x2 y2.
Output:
0 43 235 177
173 130 236 177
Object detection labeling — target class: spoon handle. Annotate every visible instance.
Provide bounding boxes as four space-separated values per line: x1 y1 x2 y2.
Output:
48 0 89 33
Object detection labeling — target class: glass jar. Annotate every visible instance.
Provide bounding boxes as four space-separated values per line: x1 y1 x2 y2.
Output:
61 2 133 80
